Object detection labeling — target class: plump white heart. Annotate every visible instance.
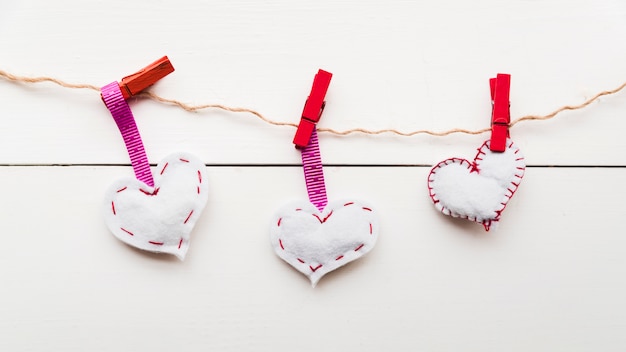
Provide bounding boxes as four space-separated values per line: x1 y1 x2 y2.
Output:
427 139 525 230
270 200 379 287
104 152 209 260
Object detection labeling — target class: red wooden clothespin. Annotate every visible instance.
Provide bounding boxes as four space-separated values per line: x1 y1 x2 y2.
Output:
489 73 511 152
116 56 175 100
293 69 333 148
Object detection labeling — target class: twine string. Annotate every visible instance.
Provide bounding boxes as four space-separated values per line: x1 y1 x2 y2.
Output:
1 69 624 137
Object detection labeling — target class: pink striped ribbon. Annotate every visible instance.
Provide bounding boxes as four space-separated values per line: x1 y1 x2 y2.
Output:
301 128 328 212
101 82 154 187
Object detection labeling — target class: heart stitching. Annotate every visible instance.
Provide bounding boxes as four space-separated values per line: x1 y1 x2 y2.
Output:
270 200 379 287
104 152 209 260
427 139 525 230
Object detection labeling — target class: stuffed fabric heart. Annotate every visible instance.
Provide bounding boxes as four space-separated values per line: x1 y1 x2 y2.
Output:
270 200 379 286
427 139 525 230
104 152 209 260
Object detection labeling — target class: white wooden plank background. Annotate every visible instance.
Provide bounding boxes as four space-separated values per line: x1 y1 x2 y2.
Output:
1 1 626 351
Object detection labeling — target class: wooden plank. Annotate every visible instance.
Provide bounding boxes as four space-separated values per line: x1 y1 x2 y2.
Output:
0 0 625 165
0 166 624 351
1 1 626 350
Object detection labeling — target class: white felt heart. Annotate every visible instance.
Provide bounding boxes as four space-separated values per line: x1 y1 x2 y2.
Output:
427 139 525 230
104 152 209 260
270 200 379 286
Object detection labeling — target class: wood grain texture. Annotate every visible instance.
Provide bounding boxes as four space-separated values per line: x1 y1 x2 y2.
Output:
1 0 625 165
1 0 626 351
0 166 625 351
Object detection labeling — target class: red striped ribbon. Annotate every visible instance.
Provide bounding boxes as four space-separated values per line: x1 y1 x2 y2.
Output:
300 128 328 212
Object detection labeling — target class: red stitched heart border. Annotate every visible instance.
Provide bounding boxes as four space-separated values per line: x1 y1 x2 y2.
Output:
427 139 525 230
